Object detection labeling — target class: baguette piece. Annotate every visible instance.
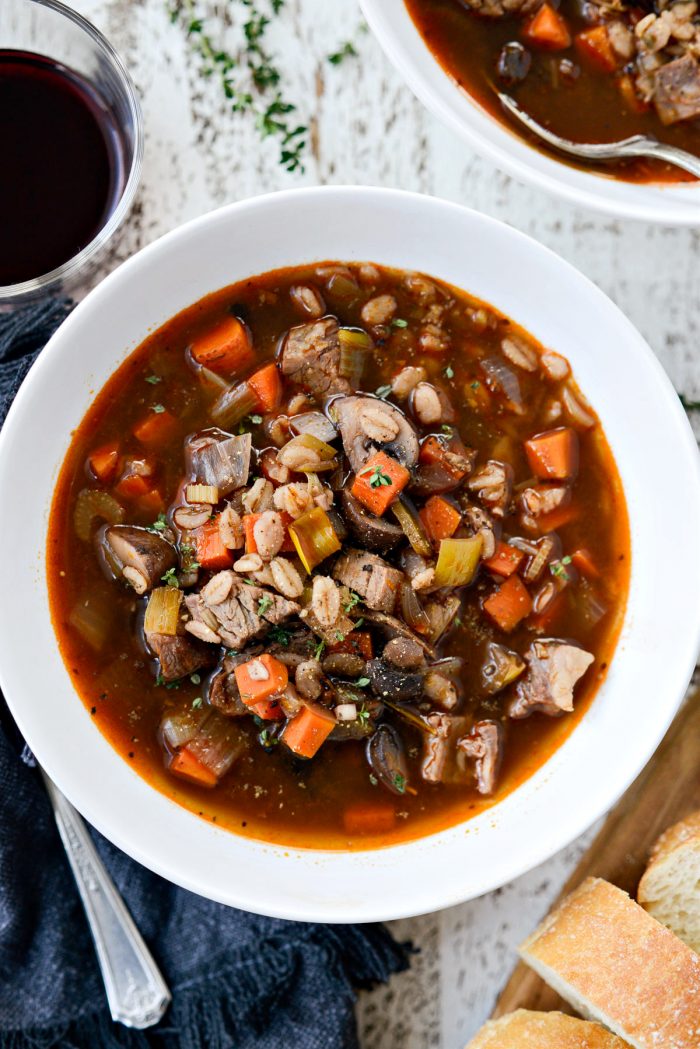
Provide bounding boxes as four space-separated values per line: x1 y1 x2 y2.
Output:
466 1009 632 1048
638 810 700 954
519 877 700 1049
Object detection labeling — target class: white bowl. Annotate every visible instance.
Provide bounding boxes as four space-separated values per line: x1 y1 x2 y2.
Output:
360 0 700 225
1 187 699 921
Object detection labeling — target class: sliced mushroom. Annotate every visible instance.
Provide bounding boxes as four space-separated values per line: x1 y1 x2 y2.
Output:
481 642 526 695
104 525 177 592
331 394 419 472
367 658 424 701
340 490 403 552
366 724 410 795
360 609 436 660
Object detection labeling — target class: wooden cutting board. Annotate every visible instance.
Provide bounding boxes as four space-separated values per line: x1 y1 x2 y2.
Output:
492 683 700 1018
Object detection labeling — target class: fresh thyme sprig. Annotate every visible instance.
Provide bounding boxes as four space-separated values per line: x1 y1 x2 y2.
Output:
167 0 307 173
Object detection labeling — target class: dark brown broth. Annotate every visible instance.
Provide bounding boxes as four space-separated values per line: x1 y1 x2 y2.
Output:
47 262 630 849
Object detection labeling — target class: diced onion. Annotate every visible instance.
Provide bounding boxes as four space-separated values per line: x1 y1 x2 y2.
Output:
289 507 341 573
74 489 124 542
144 587 182 636
434 536 482 588
187 714 245 777
68 599 111 650
186 483 219 505
335 702 358 722
399 582 431 635
278 433 337 472
338 328 370 387
210 381 257 428
161 708 209 749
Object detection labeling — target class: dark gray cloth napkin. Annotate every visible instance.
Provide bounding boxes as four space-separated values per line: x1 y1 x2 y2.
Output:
0 301 410 1049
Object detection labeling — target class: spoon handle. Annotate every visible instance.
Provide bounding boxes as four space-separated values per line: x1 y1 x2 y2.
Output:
620 139 700 179
41 771 172 1029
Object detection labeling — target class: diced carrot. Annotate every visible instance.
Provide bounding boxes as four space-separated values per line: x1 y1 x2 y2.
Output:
530 588 567 632
483 540 525 578
574 26 617 72
571 547 599 579
194 517 234 571
133 409 179 449
250 697 285 721
420 495 462 542
136 487 164 516
243 513 261 555
343 801 396 836
190 315 254 375
524 427 579 481
537 502 578 534
281 702 336 759
419 435 469 481
169 748 217 788
88 442 120 484
351 452 410 517
484 575 533 632
329 631 373 660
248 363 282 413
235 654 289 706
618 72 650 113
523 3 572 49
114 472 151 500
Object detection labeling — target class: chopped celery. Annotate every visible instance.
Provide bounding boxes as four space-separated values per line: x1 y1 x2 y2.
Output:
289 507 341 573
434 536 482 588
144 586 182 636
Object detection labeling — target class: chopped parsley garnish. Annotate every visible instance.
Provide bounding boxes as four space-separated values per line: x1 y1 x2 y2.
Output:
146 513 168 534
257 595 273 617
441 424 453 434
374 384 392 399
355 677 370 688
156 673 181 690
192 697 203 709
328 41 357 64
313 639 326 661
358 705 370 724
268 626 291 646
391 318 408 329
151 403 166 414
471 381 481 390
335 631 345 642
550 555 573 580
369 773 378 786
344 591 362 613
444 365 454 379
259 727 279 749
190 673 201 685
161 567 179 588
393 772 407 794
359 462 392 489
247 414 263 425
145 374 162 385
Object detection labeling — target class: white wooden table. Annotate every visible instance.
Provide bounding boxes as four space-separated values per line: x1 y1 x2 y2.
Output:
72 1 700 1044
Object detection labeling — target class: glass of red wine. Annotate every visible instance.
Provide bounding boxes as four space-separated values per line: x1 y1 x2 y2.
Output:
0 0 143 303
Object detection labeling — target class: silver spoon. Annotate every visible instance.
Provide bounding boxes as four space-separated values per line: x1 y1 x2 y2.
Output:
41 770 172 1029
497 91 700 179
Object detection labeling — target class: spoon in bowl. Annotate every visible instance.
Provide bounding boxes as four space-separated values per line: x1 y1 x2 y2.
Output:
497 91 700 179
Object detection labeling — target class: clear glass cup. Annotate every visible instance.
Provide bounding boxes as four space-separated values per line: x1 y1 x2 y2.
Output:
0 0 143 304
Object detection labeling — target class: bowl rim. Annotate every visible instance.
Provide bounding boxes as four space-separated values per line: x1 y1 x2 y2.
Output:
2 185 700 921
0 0 144 302
359 0 700 226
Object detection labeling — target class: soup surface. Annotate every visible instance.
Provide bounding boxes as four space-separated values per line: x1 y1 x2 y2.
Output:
47 262 630 849
405 0 700 183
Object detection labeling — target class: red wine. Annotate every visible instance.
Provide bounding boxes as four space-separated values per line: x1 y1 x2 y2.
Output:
0 50 127 286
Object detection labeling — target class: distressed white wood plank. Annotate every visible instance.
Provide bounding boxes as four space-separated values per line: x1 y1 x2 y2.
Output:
66 2 700 1045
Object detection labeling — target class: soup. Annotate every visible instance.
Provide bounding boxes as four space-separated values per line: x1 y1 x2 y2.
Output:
47 262 629 849
405 0 700 183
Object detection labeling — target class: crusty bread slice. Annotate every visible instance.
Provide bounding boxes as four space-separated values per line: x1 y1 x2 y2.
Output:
519 877 700 1049
638 810 700 954
465 1009 632 1048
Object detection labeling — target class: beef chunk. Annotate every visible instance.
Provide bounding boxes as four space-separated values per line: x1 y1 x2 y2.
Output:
421 713 471 784
654 54 700 125
332 549 403 613
104 525 177 593
187 573 300 649
147 633 216 682
509 639 594 718
280 317 351 400
457 720 503 795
